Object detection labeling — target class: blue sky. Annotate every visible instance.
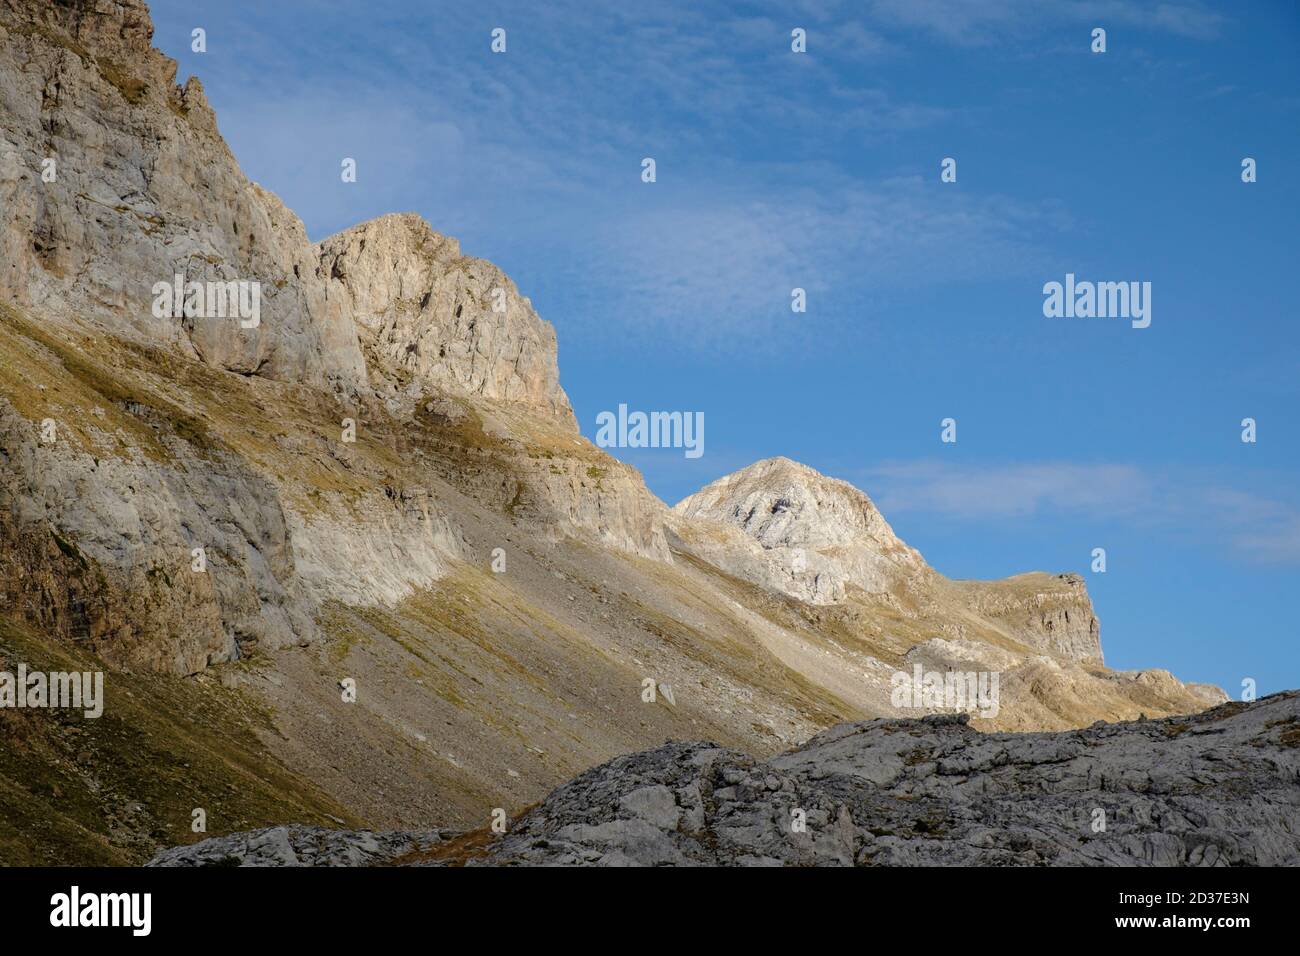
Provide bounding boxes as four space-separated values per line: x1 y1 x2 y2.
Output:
149 0 1300 695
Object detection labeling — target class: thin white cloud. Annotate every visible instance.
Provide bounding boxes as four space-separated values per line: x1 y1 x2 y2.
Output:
866 0 1225 44
857 459 1300 565
560 174 1067 348
862 460 1151 518
1203 489 1300 564
169 0 987 353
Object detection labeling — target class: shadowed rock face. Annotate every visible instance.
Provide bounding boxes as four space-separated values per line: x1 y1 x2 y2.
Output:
150 692 1300 867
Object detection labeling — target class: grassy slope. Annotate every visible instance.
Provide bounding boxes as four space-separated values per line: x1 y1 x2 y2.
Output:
0 616 359 865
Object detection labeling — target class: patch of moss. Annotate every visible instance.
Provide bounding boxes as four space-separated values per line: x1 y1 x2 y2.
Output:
10 19 91 62
5 20 151 106
0 306 232 463
170 411 215 451
386 824 496 867
1206 701 1251 722
95 57 148 104
145 565 173 589
902 747 932 766
911 816 948 837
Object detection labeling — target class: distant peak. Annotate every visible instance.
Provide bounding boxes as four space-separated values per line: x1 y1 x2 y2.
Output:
674 455 904 554
678 456 876 509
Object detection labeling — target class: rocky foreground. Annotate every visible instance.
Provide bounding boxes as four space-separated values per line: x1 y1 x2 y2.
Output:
150 691 1300 867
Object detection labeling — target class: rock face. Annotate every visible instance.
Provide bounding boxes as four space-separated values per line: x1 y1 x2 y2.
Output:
950 573 1103 663
673 457 929 604
0 0 585 674
0 396 317 673
317 215 574 425
147 825 447 867
0 0 367 388
149 692 1300 867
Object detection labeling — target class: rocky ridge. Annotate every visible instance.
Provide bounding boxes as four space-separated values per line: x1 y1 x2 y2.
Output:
672 456 930 606
0 0 366 388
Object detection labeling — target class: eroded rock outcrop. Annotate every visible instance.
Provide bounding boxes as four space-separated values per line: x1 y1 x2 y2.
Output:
947 573 1102 663
317 214 574 425
0 389 316 673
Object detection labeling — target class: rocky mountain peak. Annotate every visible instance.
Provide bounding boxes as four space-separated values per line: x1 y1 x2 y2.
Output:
671 457 927 603
5 0 155 58
316 214 575 424
0 0 579 423
675 456 906 552
669 457 1106 668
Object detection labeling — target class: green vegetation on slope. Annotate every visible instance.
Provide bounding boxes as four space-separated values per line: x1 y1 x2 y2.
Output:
0 617 358 865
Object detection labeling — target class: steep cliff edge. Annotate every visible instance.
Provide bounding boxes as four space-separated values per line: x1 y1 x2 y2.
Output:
316 214 574 425
0 0 366 388
0 0 659 679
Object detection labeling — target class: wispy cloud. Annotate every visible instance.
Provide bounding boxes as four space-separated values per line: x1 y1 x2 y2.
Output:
865 0 1226 45
1203 489 1300 564
566 175 1066 347
173 0 1064 353
863 460 1151 518
858 459 1300 565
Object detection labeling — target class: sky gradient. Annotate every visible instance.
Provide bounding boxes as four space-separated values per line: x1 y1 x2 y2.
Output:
149 0 1300 696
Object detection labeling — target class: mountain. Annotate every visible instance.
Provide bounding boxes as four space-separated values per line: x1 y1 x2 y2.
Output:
673 456 929 605
149 691 1300 867
673 455 1103 664
0 0 1232 865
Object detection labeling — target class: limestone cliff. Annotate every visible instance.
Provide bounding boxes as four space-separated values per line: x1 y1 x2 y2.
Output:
316 214 574 425
0 0 366 388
